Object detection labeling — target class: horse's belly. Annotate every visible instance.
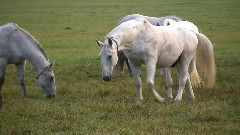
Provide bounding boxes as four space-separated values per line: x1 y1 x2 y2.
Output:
157 56 179 68
7 57 25 64
157 48 182 68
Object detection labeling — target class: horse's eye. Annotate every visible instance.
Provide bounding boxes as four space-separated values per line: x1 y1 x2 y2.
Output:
108 56 112 59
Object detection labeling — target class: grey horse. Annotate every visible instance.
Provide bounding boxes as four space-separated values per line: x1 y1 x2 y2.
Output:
0 23 56 107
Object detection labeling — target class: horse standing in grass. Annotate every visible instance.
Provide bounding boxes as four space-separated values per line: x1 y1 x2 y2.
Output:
97 18 215 102
0 23 56 107
114 14 204 98
114 14 186 76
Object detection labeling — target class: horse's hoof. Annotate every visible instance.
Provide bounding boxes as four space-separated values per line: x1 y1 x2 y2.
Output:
137 97 143 101
155 97 165 103
102 76 111 81
136 100 143 105
174 98 182 103
191 98 196 102
46 95 55 98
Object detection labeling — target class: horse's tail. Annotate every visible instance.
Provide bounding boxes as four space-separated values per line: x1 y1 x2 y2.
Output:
191 66 202 88
195 33 216 88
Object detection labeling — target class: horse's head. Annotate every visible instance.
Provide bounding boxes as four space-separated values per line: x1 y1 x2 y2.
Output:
36 62 56 98
96 38 118 81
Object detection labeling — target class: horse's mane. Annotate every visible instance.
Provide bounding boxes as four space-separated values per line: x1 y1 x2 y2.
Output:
13 23 49 60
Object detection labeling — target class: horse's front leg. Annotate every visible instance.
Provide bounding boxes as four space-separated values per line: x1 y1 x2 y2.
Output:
163 67 173 98
146 61 165 102
0 60 7 108
128 61 142 101
15 61 27 97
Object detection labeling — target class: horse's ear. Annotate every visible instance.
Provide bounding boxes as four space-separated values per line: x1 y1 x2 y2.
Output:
96 39 103 47
164 19 172 26
108 38 113 46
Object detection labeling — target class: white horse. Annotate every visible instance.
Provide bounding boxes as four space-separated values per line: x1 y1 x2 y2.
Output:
115 14 186 77
115 14 204 99
97 18 215 102
0 23 56 107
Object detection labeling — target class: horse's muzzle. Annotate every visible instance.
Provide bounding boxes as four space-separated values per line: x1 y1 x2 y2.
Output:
102 76 111 81
46 95 55 98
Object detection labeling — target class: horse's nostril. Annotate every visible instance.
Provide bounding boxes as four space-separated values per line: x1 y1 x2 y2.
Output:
102 76 111 81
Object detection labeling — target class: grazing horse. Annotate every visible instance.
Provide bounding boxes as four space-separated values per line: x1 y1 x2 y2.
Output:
113 14 204 98
0 23 56 107
115 14 186 76
97 18 215 102
115 14 203 98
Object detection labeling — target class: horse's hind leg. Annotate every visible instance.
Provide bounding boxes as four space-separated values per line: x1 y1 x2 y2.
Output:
186 59 195 100
146 60 164 102
15 60 27 97
175 62 189 102
0 60 7 108
163 67 173 98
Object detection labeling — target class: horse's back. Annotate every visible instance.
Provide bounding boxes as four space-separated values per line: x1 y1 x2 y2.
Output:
160 15 186 22
0 23 17 35
118 14 185 26
0 23 25 63
170 21 199 33
0 23 18 46
118 14 144 25
0 23 15 55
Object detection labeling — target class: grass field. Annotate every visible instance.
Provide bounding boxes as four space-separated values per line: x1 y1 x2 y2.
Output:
0 0 240 134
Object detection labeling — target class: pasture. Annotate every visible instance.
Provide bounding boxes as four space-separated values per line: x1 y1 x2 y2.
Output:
0 0 239 134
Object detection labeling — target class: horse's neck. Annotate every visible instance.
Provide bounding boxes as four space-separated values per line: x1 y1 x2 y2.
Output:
17 33 49 72
27 51 49 73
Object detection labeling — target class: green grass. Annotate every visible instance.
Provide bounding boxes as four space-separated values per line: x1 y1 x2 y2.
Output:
0 0 240 134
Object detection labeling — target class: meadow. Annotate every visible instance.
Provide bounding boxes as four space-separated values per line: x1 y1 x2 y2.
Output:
0 0 240 134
